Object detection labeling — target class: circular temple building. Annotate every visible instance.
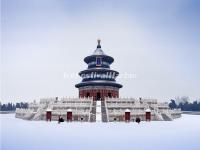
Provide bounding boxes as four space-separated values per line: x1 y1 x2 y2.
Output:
75 39 123 100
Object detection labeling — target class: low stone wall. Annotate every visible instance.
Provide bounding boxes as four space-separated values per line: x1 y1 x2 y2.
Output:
182 111 200 115
0 111 15 114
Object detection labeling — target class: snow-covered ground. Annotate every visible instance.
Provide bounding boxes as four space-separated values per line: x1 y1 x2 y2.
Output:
1 114 200 150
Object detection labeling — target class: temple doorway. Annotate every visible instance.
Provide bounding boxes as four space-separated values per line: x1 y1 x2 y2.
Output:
108 93 112 98
96 92 101 101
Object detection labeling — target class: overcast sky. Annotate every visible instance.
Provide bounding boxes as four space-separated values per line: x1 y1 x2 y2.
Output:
1 0 200 103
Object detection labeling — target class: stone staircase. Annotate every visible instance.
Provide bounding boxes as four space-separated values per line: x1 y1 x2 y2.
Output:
89 101 96 122
161 113 173 121
101 101 108 122
23 113 35 120
32 105 48 120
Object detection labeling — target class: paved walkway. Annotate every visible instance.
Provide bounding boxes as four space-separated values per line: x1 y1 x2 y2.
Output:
96 101 102 122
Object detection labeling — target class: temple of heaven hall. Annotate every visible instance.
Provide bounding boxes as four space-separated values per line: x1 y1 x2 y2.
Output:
15 40 181 122
75 39 122 101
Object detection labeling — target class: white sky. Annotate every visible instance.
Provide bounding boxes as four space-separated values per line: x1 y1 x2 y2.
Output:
1 0 200 102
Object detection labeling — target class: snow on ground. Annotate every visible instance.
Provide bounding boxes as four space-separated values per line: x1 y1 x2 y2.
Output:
0 114 200 150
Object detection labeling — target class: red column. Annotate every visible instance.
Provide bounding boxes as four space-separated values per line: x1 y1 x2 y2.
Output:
67 110 72 121
146 111 151 121
125 112 130 122
125 109 130 122
116 90 119 98
46 111 52 121
91 90 94 99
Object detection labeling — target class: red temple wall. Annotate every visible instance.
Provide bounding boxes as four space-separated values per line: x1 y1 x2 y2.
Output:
79 88 119 100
